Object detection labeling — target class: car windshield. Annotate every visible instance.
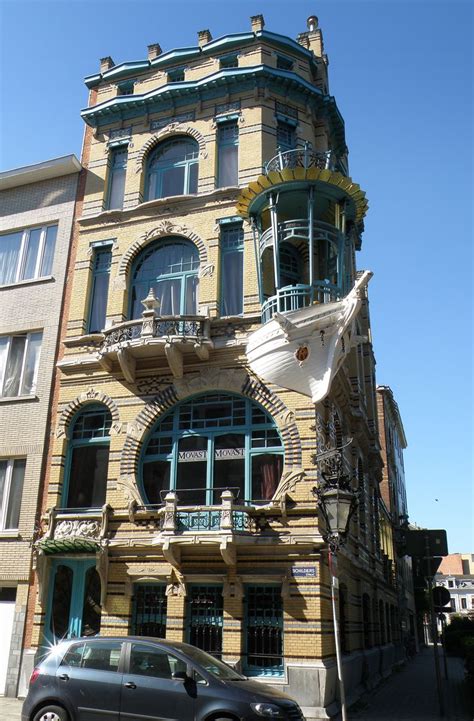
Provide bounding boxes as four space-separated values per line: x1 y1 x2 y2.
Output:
183 646 244 680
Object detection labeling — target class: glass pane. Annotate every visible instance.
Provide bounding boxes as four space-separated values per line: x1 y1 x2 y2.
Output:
130 644 185 678
251 454 283 501
61 643 86 668
4 459 25 529
21 332 42 395
176 436 207 505
72 408 112 440
0 337 8 394
89 252 111 333
155 278 181 315
67 445 109 508
188 161 198 193
81 567 102 637
142 461 170 504
0 231 22 285
108 167 126 209
218 144 238 187
213 434 245 503
221 249 243 315
40 226 58 276
185 275 198 314
3 335 25 397
50 565 73 639
0 460 7 522
161 165 185 198
81 641 122 672
21 228 42 280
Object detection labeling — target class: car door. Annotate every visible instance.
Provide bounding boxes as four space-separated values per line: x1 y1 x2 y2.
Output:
56 640 124 721
119 641 196 721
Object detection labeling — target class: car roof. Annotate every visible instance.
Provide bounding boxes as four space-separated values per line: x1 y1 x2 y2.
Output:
60 637 193 651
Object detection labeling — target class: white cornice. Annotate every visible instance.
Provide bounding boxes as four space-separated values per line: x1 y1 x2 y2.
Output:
0 154 81 191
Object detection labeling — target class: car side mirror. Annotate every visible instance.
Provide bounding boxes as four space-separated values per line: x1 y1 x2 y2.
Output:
172 670 188 681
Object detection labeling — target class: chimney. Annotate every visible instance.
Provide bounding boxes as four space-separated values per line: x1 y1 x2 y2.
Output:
100 56 115 73
198 29 212 47
250 14 265 33
296 15 325 58
148 43 162 61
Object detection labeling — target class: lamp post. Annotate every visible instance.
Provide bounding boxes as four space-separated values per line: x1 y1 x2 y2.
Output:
313 446 358 721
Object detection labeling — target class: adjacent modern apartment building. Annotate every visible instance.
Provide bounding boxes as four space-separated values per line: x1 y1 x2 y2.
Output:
0 155 80 696
25 16 409 717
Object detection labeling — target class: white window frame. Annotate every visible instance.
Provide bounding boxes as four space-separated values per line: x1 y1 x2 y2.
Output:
0 224 57 285
0 331 42 398
0 458 25 531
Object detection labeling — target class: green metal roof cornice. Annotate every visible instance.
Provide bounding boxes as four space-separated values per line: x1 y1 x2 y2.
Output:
81 65 345 150
84 29 316 89
37 538 101 555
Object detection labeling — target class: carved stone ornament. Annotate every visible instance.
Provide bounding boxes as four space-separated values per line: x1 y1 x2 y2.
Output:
174 368 247 400
223 577 244 600
198 263 215 278
55 520 101 541
272 467 306 500
273 408 296 429
117 474 142 505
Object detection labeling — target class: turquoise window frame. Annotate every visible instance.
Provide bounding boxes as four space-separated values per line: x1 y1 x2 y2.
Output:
128 238 200 320
44 557 97 643
276 120 297 152
216 121 239 188
139 393 284 506
220 223 244 317
87 247 112 333
106 147 128 210
145 138 199 201
61 404 112 510
185 583 224 657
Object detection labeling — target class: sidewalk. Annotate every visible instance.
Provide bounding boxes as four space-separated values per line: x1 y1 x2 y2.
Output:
0 696 22 721
343 647 473 721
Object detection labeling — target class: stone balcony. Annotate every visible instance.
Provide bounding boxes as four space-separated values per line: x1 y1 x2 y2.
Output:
98 291 213 382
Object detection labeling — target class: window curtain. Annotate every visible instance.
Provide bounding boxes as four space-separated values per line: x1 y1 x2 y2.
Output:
40 226 58 276
22 228 42 280
253 454 282 501
21 332 42 394
3 335 26 397
5 459 25 529
0 231 22 285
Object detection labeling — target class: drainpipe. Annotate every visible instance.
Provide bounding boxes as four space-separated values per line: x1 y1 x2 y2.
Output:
308 186 315 296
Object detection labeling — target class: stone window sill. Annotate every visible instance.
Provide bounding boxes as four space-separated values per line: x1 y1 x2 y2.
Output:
0 394 38 404
0 275 54 291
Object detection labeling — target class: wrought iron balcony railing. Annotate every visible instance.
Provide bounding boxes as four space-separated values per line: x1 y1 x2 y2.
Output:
159 490 256 534
262 282 341 324
264 148 336 175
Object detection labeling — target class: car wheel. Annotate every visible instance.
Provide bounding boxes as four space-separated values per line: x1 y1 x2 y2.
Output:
33 706 69 721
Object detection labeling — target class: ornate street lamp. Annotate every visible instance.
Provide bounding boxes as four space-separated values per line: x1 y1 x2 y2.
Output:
313 444 358 721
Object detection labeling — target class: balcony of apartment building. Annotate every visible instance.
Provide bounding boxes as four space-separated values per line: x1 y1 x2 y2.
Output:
98 289 213 382
236 144 368 324
36 504 111 554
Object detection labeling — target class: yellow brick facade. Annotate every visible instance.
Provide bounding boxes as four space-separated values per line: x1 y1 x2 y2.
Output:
28 17 404 718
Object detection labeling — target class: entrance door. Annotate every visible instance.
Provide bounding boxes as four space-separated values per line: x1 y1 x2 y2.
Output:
0 589 16 694
45 559 101 643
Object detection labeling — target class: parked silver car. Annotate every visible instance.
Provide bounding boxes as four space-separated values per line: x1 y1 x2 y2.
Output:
22 637 305 721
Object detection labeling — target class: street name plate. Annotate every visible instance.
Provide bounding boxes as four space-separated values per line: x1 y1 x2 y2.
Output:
292 566 317 578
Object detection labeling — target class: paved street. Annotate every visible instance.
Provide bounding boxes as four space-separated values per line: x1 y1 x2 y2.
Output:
1 648 472 721
345 647 473 721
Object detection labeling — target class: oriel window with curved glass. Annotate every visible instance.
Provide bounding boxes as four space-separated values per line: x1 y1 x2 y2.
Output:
146 137 198 201
141 394 284 506
63 405 112 509
129 239 199 320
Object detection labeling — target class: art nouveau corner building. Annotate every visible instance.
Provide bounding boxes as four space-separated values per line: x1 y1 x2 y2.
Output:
26 15 407 718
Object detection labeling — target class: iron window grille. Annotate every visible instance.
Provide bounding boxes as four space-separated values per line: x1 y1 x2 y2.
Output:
133 584 167 638
187 585 223 658
245 585 283 676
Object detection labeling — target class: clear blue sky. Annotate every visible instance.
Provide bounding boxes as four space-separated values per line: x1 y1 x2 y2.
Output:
1 0 472 552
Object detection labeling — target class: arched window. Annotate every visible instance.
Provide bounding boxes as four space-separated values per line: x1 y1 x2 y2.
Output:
140 393 283 506
146 137 198 201
362 593 372 649
63 405 111 509
130 239 199 319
